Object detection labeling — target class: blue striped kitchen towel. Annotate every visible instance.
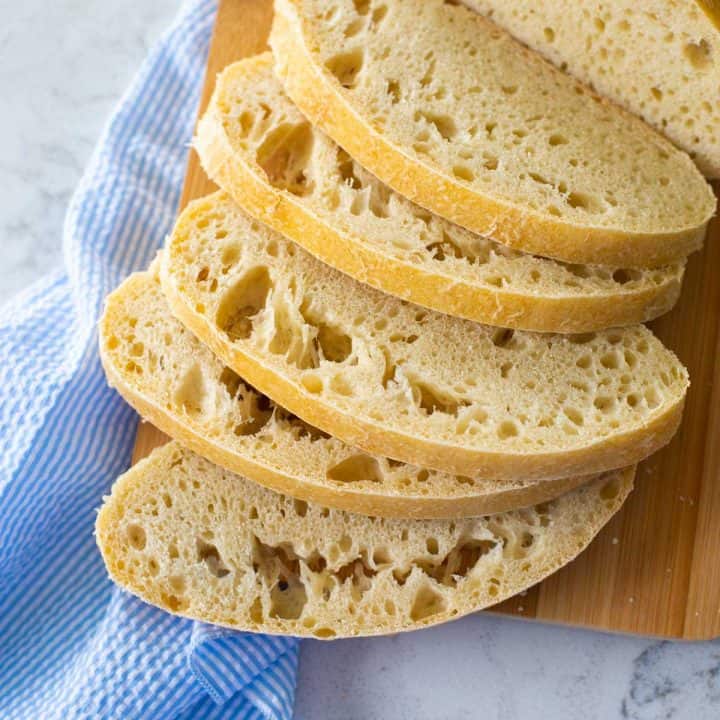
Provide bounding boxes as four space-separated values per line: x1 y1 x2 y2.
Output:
0 1 300 718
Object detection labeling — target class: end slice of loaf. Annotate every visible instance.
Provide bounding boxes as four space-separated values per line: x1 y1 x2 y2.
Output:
161 191 689 480
270 0 715 268
195 53 685 333
101 266 600 518
96 442 634 639
462 0 720 178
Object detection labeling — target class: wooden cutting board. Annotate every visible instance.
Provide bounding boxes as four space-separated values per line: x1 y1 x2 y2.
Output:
133 0 720 640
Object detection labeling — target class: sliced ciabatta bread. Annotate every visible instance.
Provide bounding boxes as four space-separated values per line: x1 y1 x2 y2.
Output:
101 266 600 518
462 0 720 178
269 0 715 268
96 442 634 639
161 192 689 480
196 54 685 333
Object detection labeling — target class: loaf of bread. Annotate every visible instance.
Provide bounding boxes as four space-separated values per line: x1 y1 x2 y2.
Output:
161 191 689 480
96 442 634 638
101 265 600 517
462 0 720 177
195 53 685 333
269 0 715 268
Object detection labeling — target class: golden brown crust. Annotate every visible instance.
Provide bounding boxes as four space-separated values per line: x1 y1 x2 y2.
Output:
195 55 683 333
269 0 712 268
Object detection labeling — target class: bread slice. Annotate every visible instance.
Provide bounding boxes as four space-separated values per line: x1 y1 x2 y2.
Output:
195 54 685 333
462 0 720 178
96 442 634 639
160 191 689 480
269 0 715 268
101 266 600 518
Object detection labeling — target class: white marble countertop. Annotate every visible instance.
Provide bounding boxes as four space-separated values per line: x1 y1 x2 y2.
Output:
1 1 719 718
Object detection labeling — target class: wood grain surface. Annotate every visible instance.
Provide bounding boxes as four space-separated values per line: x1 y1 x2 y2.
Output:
132 0 720 640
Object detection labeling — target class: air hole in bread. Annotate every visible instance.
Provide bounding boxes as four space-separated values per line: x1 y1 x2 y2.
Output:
612 269 637 284
301 374 324 394
216 266 271 340
325 48 365 88
452 165 475 182
336 553 376 600
491 328 514 348
497 421 519 440
683 40 712 70
330 374 354 396
160 593 187 613
410 378 470 416
563 407 584 426
343 17 365 38
372 4 388 23
127 524 146 550
174 364 207 416
566 191 602 214
313 627 337 638
196 538 231 578
316 322 353 363
337 149 363 189
327 454 383 483
410 584 447 621
168 575 186 594
386 78 401 103
600 352 619 370
232 390 272 436
220 243 241 272
417 110 457 141
256 122 315 197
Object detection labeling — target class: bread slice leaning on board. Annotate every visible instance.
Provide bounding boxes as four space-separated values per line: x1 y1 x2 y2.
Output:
195 53 685 333
101 265 604 518
96 442 634 639
160 191 689 481
269 0 715 268
462 0 720 178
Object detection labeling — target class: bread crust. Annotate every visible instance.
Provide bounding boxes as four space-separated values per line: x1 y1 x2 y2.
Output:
270 0 714 268
195 55 684 333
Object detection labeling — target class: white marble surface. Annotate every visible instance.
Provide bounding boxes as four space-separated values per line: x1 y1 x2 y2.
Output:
1 1 719 718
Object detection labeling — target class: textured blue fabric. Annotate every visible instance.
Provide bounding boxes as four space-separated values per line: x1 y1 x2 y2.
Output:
0 2 300 717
